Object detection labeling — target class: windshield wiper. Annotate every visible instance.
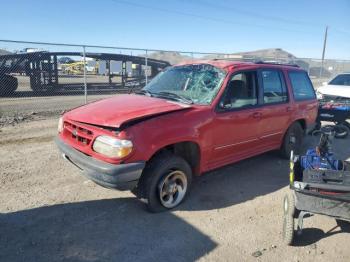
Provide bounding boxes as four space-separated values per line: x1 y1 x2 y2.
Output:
155 91 193 104
134 89 154 97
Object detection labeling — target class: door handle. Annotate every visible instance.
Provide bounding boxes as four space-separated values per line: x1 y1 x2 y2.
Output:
252 112 262 119
286 106 293 112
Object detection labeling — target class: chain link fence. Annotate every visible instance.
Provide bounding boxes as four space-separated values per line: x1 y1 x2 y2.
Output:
1 40 349 121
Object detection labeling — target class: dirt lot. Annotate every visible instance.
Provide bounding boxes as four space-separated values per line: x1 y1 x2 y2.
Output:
0 117 349 262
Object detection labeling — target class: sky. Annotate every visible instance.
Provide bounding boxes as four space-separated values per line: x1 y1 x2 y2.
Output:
1 0 349 59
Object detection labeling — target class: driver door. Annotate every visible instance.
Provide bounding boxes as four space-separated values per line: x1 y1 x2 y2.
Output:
209 70 262 169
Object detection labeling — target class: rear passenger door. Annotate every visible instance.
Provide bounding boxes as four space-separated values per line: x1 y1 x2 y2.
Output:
257 69 292 149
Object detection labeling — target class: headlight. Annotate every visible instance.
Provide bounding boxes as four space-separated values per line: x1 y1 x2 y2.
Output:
92 136 133 158
58 117 63 133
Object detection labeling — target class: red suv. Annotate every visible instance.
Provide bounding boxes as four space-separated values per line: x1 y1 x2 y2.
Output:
55 61 318 212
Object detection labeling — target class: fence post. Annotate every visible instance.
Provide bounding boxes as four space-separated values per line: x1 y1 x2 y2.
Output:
145 50 148 85
83 45 87 104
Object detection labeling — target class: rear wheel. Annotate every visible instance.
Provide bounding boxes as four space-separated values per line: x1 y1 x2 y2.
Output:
280 122 304 159
309 121 321 135
137 152 192 213
334 124 349 139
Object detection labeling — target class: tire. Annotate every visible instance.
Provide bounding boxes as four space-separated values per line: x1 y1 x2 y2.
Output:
280 122 304 159
283 192 296 217
344 121 350 130
137 152 192 213
334 124 349 139
310 121 321 135
283 193 298 245
283 213 295 245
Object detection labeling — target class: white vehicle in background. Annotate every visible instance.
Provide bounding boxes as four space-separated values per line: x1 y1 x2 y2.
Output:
317 73 350 99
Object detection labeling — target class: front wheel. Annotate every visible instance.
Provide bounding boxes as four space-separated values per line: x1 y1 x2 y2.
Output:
280 122 304 159
283 213 295 245
137 152 192 212
283 192 296 217
283 193 296 245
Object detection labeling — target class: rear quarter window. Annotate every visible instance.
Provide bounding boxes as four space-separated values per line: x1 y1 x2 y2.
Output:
288 71 316 101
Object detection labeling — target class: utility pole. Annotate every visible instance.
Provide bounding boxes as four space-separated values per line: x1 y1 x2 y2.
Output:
83 46 87 104
320 26 328 78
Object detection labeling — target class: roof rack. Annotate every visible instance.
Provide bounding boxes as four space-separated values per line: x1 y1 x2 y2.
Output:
254 61 299 67
210 58 300 67
211 58 255 62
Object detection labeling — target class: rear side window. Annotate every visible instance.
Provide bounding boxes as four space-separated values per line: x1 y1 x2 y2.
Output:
288 71 316 101
261 70 288 104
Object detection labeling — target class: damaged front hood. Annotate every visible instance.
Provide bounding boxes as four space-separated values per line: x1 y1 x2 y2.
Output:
318 84 350 99
65 94 192 128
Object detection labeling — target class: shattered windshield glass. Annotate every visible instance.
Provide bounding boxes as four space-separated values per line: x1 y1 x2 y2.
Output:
143 64 226 105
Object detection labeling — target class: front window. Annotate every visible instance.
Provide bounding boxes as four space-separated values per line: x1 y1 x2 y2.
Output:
219 71 258 110
143 64 226 105
329 74 350 86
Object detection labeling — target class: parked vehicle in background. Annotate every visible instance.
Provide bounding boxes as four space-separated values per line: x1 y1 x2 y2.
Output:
0 74 18 95
55 61 318 212
317 73 350 99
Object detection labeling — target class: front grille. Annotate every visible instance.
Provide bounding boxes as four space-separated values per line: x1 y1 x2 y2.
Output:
64 121 94 146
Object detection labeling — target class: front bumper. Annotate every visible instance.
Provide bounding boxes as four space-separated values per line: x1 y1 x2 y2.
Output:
55 137 145 190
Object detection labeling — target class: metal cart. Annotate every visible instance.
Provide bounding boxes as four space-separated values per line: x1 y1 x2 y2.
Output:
283 127 350 245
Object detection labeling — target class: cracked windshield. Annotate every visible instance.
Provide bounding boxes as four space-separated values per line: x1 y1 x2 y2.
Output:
144 64 226 104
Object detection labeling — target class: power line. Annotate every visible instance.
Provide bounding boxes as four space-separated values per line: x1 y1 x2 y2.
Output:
183 0 324 28
111 0 319 34
0 39 229 55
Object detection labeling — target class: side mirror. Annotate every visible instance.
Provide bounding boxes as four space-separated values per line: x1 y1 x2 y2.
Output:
219 101 231 110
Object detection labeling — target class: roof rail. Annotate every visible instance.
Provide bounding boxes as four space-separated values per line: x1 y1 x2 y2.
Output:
254 60 299 67
211 58 255 62
211 58 235 61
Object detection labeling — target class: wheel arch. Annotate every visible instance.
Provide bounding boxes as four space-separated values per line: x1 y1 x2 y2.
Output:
147 141 201 176
281 119 306 143
295 118 306 132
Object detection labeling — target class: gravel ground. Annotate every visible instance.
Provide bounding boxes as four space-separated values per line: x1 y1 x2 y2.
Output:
0 118 349 262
